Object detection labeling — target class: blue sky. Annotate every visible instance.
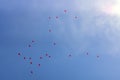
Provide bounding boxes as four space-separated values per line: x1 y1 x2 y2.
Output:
1 0 120 80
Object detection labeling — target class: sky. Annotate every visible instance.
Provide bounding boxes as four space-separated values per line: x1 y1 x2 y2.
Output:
0 0 120 80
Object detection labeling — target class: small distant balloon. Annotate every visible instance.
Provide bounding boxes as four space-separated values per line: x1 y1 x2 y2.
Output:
18 53 21 56
29 57 32 60
75 16 78 19
97 55 100 58
45 53 48 56
86 52 89 55
28 44 31 47
40 56 43 59
64 10 67 13
32 40 35 43
24 57 26 60
30 70 33 74
49 29 52 32
56 16 59 19
38 64 41 67
48 56 51 58
53 42 56 46
68 54 72 57
48 16 51 20
30 62 32 64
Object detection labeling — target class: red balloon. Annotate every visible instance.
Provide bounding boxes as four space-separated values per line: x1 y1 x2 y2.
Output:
46 53 48 56
64 10 67 13
30 62 32 64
